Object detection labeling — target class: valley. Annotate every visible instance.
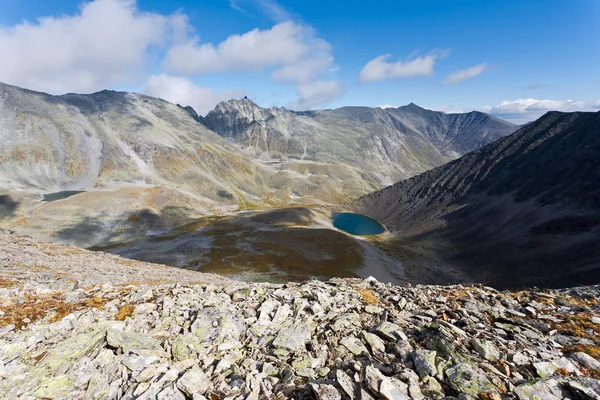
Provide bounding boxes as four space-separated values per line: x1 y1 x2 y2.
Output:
0 82 513 287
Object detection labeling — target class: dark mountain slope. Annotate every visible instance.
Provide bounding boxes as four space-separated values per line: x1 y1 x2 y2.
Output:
352 111 600 288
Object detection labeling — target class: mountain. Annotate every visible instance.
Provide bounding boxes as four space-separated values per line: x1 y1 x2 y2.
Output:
0 82 373 248
204 98 517 187
352 111 600 288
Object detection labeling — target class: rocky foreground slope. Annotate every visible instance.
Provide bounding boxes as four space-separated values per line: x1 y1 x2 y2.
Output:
353 111 600 288
2 231 600 399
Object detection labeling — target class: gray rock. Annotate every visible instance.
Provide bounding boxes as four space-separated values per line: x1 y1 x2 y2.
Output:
176 367 212 396
106 329 165 356
412 349 437 379
445 363 497 397
341 337 369 356
570 352 600 371
272 322 311 351
335 369 356 400
471 339 500 361
309 383 342 400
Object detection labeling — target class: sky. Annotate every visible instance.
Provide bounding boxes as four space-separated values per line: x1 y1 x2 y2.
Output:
0 0 598 123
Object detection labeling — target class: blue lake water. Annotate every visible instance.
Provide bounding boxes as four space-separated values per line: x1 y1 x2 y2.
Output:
332 212 385 235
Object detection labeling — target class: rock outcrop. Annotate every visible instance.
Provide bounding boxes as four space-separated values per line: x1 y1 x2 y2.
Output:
352 111 600 288
2 231 600 399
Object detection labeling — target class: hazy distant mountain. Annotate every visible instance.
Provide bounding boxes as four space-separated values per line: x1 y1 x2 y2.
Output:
204 98 517 187
352 111 600 288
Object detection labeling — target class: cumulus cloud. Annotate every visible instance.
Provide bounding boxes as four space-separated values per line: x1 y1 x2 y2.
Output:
0 0 170 94
141 74 244 116
358 51 445 82
272 56 334 83
163 20 342 109
443 62 487 85
289 81 345 110
164 21 329 74
483 98 600 123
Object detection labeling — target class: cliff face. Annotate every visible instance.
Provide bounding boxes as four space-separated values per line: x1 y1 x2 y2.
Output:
353 111 600 288
204 99 517 187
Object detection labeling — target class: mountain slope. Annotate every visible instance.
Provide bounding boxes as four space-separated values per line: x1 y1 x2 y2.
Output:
352 111 600 288
204 98 517 186
0 82 373 248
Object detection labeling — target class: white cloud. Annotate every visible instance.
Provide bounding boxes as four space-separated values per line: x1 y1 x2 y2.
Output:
0 0 170 94
289 81 345 110
358 52 445 82
444 62 487 85
141 74 244 116
429 105 473 114
483 98 600 123
230 0 292 22
272 56 334 83
164 21 329 74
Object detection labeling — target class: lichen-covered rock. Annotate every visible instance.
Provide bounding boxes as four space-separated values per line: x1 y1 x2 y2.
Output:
176 367 212 396
106 328 165 356
34 375 75 399
445 363 497 397
272 321 311 351
471 339 500 361
412 349 437 379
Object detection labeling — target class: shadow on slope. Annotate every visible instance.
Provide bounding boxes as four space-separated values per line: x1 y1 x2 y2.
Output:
0 195 19 220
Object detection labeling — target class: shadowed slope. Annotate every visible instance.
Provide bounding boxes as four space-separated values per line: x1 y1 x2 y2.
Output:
352 111 600 288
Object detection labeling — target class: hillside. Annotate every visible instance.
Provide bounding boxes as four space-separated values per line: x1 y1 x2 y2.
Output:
352 111 600 288
1 230 600 399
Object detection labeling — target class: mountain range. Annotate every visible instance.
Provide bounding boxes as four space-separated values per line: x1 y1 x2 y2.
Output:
1 81 597 288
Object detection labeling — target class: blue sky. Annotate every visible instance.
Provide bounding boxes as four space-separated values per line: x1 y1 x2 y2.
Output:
0 0 598 122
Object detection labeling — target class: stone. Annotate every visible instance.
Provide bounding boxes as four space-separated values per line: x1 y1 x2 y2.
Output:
176 367 212 396
341 337 369 356
445 363 498 397
272 322 311 351
122 355 161 372
471 339 500 361
412 349 437 379
107 329 165 356
570 352 600 371
379 377 409 400
335 369 356 400
514 378 564 400
362 331 386 354
533 361 558 378
373 321 406 341
34 375 75 399
309 383 342 400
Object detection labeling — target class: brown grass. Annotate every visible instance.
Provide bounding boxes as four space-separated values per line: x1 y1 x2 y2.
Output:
115 303 136 321
550 312 600 344
0 278 19 288
84 296 107 309
357 288 379 305
0 293 82 329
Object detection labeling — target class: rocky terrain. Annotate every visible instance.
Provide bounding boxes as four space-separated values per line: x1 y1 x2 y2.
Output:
2 231 600 399
353 111 600 288
205 98 517 187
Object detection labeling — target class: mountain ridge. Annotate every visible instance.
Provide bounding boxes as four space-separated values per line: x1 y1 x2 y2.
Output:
352 110 600 287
